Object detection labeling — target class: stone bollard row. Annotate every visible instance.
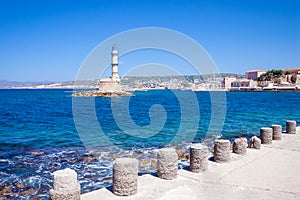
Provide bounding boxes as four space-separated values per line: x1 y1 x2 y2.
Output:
157 148 178 180
260 127 273 144
286 120 296 134
271 124 282 140
113 158 138 196
214 139 231 163
50 168 80 200
233 137 247 154
190 144 208 173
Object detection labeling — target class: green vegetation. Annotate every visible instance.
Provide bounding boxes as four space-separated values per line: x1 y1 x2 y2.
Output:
256 69 283 81
261 69 283 77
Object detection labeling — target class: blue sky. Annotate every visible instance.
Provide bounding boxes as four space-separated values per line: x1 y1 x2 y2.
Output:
0 0 299 81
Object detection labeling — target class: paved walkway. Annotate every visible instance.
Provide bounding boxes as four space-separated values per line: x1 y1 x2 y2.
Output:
82 127 300 200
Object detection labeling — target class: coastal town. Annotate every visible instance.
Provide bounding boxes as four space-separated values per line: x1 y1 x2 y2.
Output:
121 67 300 92
1 68 300 92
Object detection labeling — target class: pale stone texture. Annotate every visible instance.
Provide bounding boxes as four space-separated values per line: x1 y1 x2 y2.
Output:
249 136 261 149
113 158 138 196
271 124 282 140
260 127 273 144
157 148 178 180
286 120 296 134
232 137 248 154
50 168 80 200
190 144 208 173
214 139 231 163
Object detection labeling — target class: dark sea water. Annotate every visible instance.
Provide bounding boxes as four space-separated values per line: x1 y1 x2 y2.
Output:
0 89 299 199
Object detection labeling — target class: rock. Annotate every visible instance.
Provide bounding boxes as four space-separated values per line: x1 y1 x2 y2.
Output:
139 159 150 166
16 183 25 188
151 159 157 169
113 158 138 196
0 187 12 196
233 137 247 154
176 149 185 159
176 149 189 160
83 156 97 163
30 151 44 156
72 90 134 97
112 154 119 160
19 188 35 196
214 139 231 163
102 177 113 183
249 136 261 149
67 158 77 164
130 151 144 158
157 148 178 180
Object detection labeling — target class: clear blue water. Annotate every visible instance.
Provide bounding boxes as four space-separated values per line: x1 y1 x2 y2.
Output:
0 89 299 199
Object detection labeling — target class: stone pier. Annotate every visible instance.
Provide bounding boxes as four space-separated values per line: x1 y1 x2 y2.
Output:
50 168 80 200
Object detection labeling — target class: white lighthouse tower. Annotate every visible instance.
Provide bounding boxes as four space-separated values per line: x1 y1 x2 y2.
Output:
98 44 121 91
111 44 120 83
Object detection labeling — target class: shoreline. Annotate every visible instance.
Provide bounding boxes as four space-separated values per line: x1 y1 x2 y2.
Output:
1 87 300 92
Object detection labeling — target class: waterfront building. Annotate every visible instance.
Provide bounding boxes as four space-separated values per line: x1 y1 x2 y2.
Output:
240 79 257 87
99 44 121 91
283 68 300 74
246 70 266 80
222 76 236 89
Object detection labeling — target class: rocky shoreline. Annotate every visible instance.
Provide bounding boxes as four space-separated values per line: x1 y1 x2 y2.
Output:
72 90 134 97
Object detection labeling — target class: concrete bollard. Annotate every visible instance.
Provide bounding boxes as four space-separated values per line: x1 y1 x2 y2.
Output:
157 148 178 180
249 136 261 149
286 120 296 134
271 124 282 140
113 158 138 196
214 139 231 163
190 144 208 173
50 168 80 200
260 127 273 144
232 137 247 154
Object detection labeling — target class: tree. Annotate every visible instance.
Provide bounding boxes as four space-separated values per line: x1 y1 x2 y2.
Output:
257 69 283 81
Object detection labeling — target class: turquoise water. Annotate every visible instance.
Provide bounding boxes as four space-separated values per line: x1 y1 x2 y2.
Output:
0 89 299 199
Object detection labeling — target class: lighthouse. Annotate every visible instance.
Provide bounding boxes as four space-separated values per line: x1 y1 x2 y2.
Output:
111 44 120 83
98 44 121 91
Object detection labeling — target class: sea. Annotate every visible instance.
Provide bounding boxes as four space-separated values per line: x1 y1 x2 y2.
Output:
0 89 299 199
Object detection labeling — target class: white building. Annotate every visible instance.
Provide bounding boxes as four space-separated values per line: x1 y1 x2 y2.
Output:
222 76 236 89
246 70 266 80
